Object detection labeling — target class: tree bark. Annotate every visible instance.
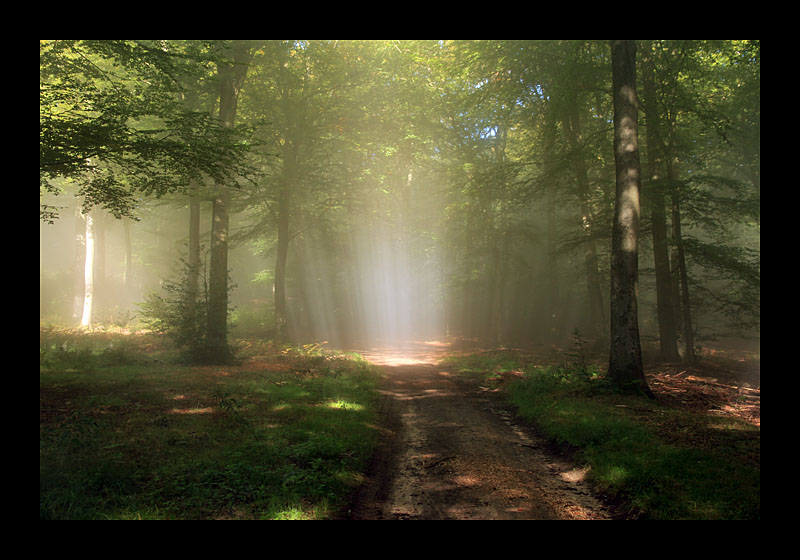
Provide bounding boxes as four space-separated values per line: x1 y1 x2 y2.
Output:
187 193 201 300
73 206 86 322
641 43 681 362
608 40 654 398
80 210 95 329
274 177 291 340
273 48 302 342
122 217 132 293
206 41 251 360
542 102 562 343
561 104 607 344
671 191 696 362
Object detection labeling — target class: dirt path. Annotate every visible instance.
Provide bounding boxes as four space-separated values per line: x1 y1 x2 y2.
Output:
343 343 612 520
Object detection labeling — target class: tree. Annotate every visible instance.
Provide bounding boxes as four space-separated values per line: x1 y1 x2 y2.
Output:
240 40 375 341
40 40 758 358
641 41 681 362
79 209 95 329
607 40 654 398
40 40 254 222
204 40 254 361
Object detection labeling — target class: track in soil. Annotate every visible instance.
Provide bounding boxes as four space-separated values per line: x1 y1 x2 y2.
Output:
343 341 612 520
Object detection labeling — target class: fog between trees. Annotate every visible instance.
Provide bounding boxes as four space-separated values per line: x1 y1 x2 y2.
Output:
40 40 760 366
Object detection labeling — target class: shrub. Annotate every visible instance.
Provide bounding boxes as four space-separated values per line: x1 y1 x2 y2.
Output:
137 248 235 363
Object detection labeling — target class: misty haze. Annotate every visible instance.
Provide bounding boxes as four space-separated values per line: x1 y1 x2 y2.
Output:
41 40 759 520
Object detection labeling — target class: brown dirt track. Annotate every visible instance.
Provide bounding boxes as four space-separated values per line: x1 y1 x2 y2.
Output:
342 343 612 520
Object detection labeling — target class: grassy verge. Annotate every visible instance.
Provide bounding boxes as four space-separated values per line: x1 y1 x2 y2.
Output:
40 330 382 520
441 351 760 520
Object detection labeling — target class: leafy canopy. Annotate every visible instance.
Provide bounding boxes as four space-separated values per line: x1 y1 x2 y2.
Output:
40 40 256 222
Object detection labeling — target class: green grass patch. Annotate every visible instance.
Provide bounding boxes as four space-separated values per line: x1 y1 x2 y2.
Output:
442 352 760 520
440 350 527 382
40 330 382 520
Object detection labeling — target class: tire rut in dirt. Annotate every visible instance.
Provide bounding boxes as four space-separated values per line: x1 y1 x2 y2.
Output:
346 363 611 520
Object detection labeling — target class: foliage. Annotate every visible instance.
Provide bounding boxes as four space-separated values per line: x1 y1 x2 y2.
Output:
41 38 759 365
564 327 599 379
39 328 169 372
40 40 257 222
230 304 276 337
136 248 236 363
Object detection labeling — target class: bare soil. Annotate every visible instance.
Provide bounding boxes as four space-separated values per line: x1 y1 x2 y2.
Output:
342 343 613 520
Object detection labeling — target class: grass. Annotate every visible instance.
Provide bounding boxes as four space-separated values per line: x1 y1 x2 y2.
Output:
441 350 760 520
40 329 382 520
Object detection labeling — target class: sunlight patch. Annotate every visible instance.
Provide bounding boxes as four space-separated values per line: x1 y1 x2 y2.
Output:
327 399 364 411
559 466 590 483
453 474 480 487
168 407 213 415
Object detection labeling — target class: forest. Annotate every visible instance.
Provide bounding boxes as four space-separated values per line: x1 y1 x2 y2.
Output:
40 40 759 520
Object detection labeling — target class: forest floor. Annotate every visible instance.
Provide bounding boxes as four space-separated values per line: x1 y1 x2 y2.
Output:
40 328 758 519
341 340 759 520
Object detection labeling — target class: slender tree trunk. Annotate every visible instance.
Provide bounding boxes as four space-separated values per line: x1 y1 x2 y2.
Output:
561 105 607 344
80 210 95 329
641 44 681 362
206 41 251 360
273 50 302 341
651 182 681 361
274 181 291 340
187 193 201 298
274 126 298 341
545 195 561 342
73 206 86 322
122 217 132 292
489 224 509 346
608 40 654 398
94 210 105 317
183 87 206 319
207 177 232 356
185 192 202 341
489 128 508 346
671 190 696 362
461 219 476 341
661 119 695 363
542 104 561 343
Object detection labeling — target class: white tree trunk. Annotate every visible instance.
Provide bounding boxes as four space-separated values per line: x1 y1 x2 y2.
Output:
80 211 95 329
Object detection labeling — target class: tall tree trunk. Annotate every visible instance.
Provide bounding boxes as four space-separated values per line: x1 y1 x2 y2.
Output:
608 40 654 398
122 217 132 293
73 206 86 322
187 192 201 299
489 127 508 346
542 103 561 343
651 176 681 361
207 167 232 357
671 190 696 362
274 180 291 340
461 216 477 341
641 43 681 362
561 105 607 344
206 41 251 360
274 125 298 341
185 192 202 342
273 50 301 342
661 111 695 363
489 223 509 346
183 86 206 318
80 209 95 329
94 210 105 318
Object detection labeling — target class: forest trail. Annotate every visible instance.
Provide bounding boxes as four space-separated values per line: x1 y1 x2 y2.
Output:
343 341 612 520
